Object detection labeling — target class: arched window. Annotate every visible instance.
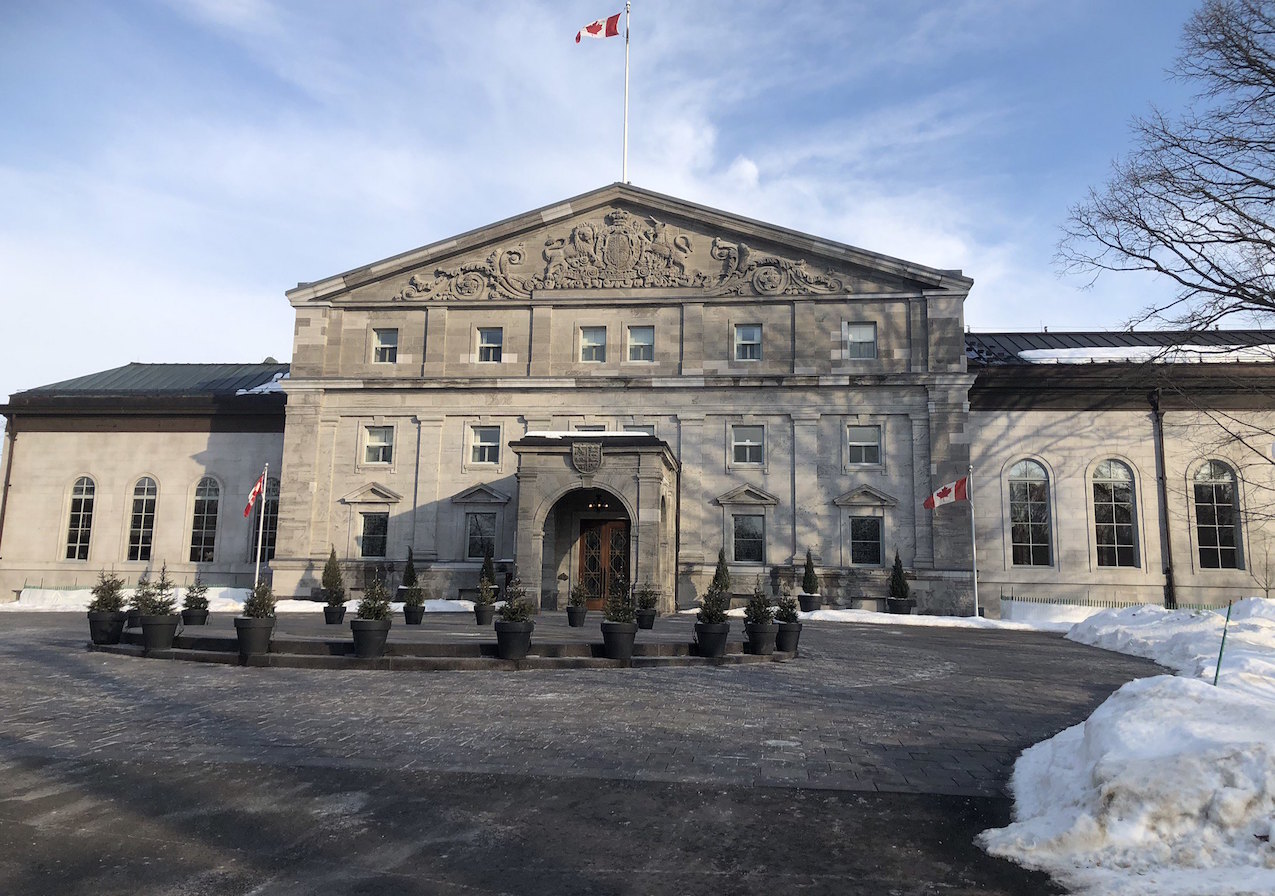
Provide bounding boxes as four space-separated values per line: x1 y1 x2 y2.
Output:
1093 460 1138 567
1008 460 1052 566
250 478 280 562
128 477 158 562
189 477 220 563
1194 461 1240 569
65 476 95 560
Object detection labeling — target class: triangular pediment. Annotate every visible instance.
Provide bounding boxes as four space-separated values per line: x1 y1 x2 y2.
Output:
450 483 511 505
716 484 780 506
833 485 898 508
340 482 402 504
288 184 970 305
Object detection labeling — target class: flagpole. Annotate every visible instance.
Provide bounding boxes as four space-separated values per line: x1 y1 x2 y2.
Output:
253 463 268 591
622 0 630 183
968 464 979 617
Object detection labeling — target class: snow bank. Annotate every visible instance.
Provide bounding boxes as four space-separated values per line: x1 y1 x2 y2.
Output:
676 604 1072 633
1 588 474 615
980 598 1275 895
1000 599 1114 627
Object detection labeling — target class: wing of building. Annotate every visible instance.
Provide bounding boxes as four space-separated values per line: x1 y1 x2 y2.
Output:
2 183 1272 614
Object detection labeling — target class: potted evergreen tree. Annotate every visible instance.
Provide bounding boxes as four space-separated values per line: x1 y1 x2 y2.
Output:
180 574 210 625
798 548 821 612
351 574 393 659
600 576 637 661
125 571 148 630
474 549 497 626
401 548 425 624
134 562 180 651
494 576 534 660
566 581 589 627
695 582 731 659
743 576 777 655
86 570 127 645
710 547 731 598
234 580 276 659
887 550 915 614
322 548 347 624
774 587 802 653
634 581 658 630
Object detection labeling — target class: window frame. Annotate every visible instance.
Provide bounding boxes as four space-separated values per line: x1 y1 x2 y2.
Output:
626 325 655 363
734 323 762 361
65 476 96 561
731 424 766 466
580 325 607 363
363 425 394 465
1092 459 1139 568
372 328 398 364
848 514 883 566
470 425 501 465
846 424 882 466
1193 460 1242 570
732 513 765 564
465 511 497 561
127 476 158 562
359 510 389 559
477 327 503 363
1008 459 1053 567
844 321 877 360
250 478 280 562
188 476 220 563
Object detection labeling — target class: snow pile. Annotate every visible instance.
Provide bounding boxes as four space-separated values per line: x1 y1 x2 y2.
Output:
980 599 1275 895
675 604 1072 633
2 588 473 614
1018 345 1275 364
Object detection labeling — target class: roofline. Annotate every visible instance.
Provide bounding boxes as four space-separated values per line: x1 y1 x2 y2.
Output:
286 183 972 304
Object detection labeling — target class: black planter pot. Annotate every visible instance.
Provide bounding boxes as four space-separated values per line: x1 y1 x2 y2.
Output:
635 608 657 630
234 616 274 658
886 598 915 615
494 620 534 660
125 609 141 629
404 605 425 625
775 621 802 653
474 604 495 626
351 617 392 659
566 605 588 627
600 620 638 661
324 605 346 624
744 622 778 656
694 621 730 658
87 610 127 645
181 609 209 625
798 593 821 613
139 614 180 650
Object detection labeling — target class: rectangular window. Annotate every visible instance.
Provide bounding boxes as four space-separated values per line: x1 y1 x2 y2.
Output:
471 425 500 464
478 327 503 363
127 479 157 562
581 326 607 362
850 516 883 565
373 328 398 364
845 323 877 360
188 478 219 563
733 514 764 563
466 512 496 560
735 324 762 361
359 512 388 558
65 478 95 561
847 425 882 465
627 325 655 362
364 426 393 464
732 424 765 465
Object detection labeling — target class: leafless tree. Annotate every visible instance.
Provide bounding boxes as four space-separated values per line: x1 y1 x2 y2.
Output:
1059 0 1275 329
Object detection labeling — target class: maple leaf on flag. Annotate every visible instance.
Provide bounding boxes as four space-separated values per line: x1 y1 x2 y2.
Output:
936 486 952 499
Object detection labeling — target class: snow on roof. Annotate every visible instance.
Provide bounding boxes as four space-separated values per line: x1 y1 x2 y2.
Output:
1018 345 1275 364
235 371 290 395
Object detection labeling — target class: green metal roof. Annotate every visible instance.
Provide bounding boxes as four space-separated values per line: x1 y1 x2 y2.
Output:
10 362 289 399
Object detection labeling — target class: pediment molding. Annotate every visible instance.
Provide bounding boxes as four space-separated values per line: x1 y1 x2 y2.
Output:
715 484 780 506
833 485 898 508
340 482 403 504
450 483 511 505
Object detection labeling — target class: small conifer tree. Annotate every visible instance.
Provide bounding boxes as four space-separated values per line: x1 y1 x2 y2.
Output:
710 547 731 594
604 575 635 623
480 547 496 588
182 574 209 612
697 582 729 625
497 576 533 622
322 548 345 607
88 571 126 613
356 573 392 620
129 571 156 615
744 575 773 625
801 548 819 595
243 580 276 618
774 592 799 624
889 550 910 601
403 548 417 589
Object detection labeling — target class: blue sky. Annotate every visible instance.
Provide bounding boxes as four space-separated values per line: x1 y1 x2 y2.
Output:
0 0 1200 395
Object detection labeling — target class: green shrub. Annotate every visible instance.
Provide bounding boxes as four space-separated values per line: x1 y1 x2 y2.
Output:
356 575 392 621
322 548 345 607
744 576 773 625
567 581 590 608
480 548 496 589
130 564 177 616
604 577 634 623
403 584 426 608
497 577 534 622
402 548 417 589
774 593 799 624
243 580 276 618
710 547 731 594
697 583 729 625
889 550 910 601
635 582 659 611
87 571 126 613
475 576 497 606
801 548 819 594
182 575 209 612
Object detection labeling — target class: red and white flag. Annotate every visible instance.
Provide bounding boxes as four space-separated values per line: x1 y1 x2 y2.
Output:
575 11 621 42
243 470 266 518
923 477 968 510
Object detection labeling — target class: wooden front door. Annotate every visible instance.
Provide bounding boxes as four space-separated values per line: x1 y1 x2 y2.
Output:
578 519 629 610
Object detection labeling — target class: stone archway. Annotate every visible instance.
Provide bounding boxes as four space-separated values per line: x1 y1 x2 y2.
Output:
510 434 679 611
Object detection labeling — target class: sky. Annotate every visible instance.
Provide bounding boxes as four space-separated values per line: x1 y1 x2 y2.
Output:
0 0 1205 397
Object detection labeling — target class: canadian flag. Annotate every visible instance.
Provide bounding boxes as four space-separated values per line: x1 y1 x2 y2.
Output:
576 11 621 42
923 476 968 510
243 471 266 518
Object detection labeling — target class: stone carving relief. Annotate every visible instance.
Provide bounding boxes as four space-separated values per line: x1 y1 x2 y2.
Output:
391 209 847 301
571 442 603 475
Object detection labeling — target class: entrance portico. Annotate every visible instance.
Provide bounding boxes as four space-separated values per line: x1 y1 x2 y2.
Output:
510 434 679 613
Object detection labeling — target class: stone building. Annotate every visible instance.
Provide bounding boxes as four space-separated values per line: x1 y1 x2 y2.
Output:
2 184 1273 613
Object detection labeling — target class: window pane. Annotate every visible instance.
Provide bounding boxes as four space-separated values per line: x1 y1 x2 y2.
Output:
128 477 157 562
466 512 496 560
364 426 393 464
189 477 219 562
732 425 764 464
1193 461 1240 569
847 425 881 465
627 326 654 362
845 323 876 359
65 476 95 561
733 514 764 562
250 479 280 562
478 327 503 363
360 512 388 558
1009 461 1051 566
373 328 398 364
471 426 500 464
850 516 882 565
734 324 761 361
581 326 606 362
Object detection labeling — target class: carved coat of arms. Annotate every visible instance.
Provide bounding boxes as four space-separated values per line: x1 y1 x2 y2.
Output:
572 442 603 474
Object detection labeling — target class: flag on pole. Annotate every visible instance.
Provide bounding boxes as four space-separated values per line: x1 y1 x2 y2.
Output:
243 470 266 518
923 476 969 510
576 11 622 42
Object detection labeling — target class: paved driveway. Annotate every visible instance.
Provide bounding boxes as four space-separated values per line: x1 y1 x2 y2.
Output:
0 612 1160 895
